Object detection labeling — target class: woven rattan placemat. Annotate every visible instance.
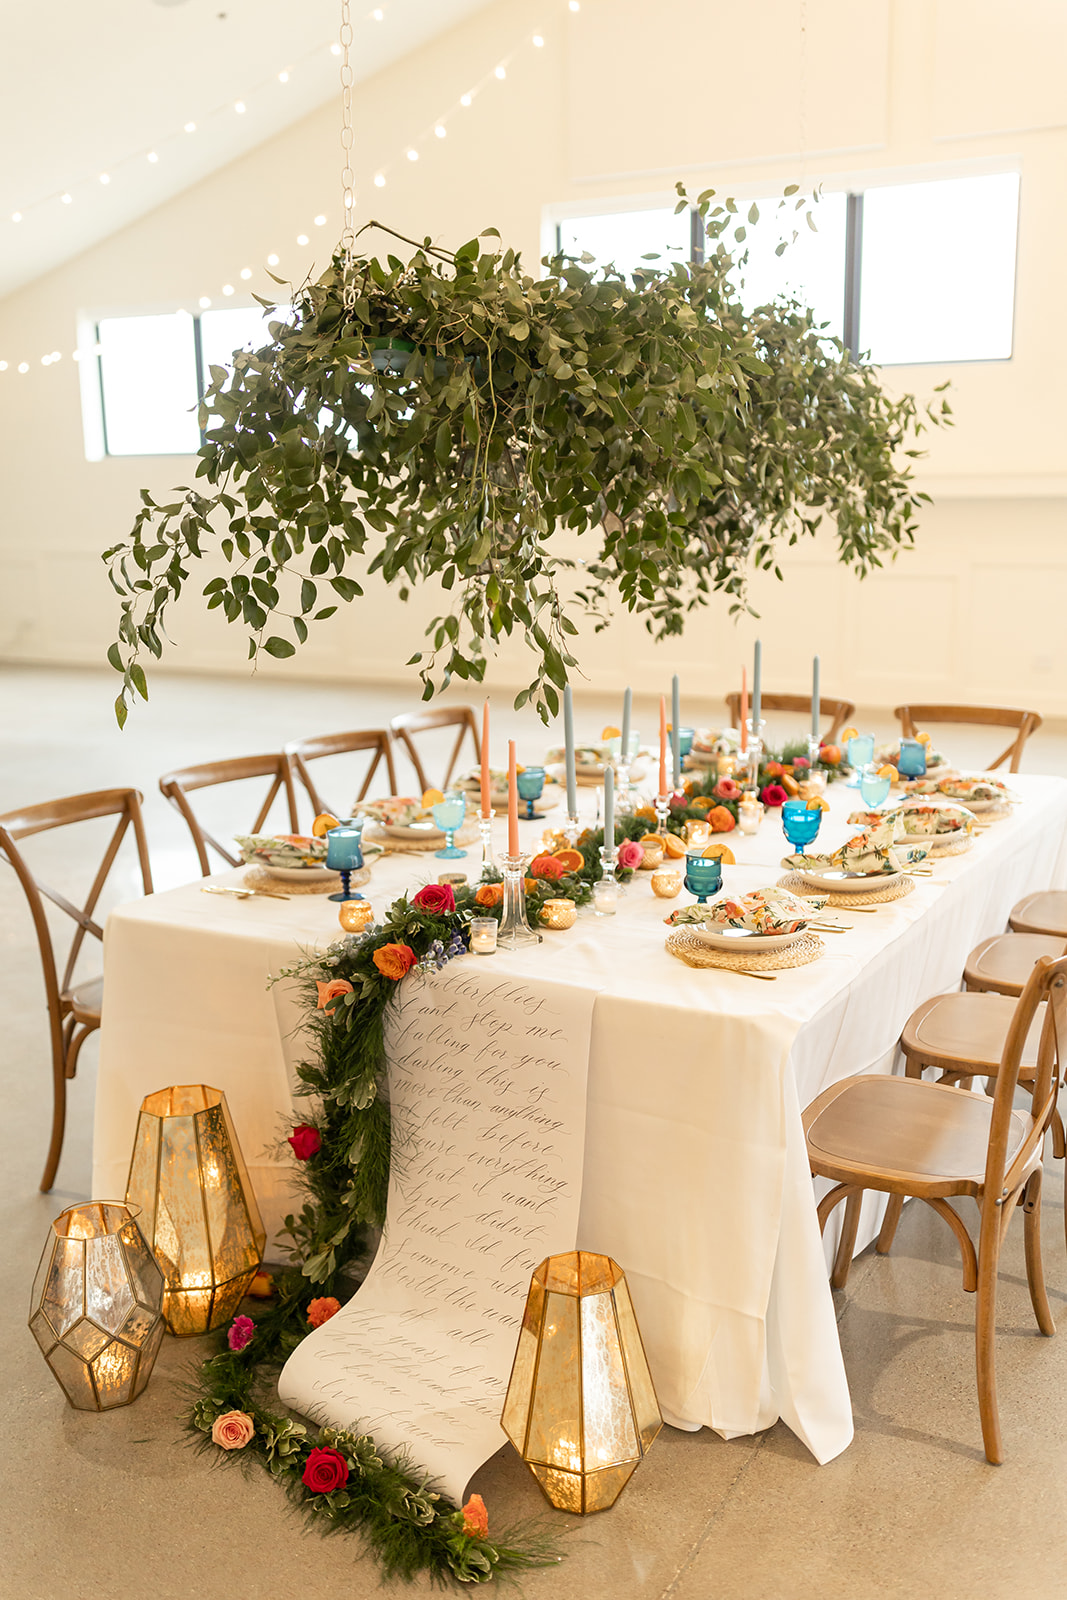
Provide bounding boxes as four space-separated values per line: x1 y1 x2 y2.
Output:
365 822 480 853
666 926 824 972
243 864 371 896
776 871 916 908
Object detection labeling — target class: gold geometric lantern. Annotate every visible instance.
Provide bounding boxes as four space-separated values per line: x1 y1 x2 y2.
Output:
125 1085 265 1337
28 1201 165 1410
501 1250 662 1513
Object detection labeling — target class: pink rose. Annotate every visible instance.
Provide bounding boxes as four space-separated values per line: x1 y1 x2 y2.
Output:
212 1410 255 1450
461 1493 489 1539
227 1315 254 1352
793 756 810 769
412 883 456 914
315 978 353 1014
714 778 741 801
302 1446 350 1494
288 1123 321 1161
617 839 644 870
307 1296 342 1328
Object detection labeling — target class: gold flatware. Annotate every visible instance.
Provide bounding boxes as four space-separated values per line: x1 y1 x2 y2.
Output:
201 884 291 902
736 968 778 981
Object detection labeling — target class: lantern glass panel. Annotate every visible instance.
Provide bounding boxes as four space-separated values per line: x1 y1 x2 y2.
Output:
529 1462 583 1515
580 1291 638 1469
611 1278 663 1450
524 1290 581 1470
501 1274 544 1451
91 1340 138 1407
583 1459 639 1513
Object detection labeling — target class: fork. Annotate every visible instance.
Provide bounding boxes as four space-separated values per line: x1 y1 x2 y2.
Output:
201 884 291 902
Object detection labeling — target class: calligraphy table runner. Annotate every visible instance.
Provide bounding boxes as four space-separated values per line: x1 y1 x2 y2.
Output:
278 963 598 1502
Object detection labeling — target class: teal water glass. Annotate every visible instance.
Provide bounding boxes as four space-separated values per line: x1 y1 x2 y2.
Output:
858 765 892 809
325 818 366 902
781 800 823 850
515 765 546 820
677 727 695 758
898 738 927 778
432 790 468 859
683 853 723 904
846 733 874 788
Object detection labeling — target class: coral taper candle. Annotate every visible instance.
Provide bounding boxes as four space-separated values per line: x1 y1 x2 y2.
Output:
671 674 681 788
563 684 578 816
507 741 519 855
811 656 820 740
740 667 748 754
480 699 491 817
658 696 668 796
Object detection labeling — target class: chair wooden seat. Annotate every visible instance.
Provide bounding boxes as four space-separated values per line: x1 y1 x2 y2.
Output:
722 691 854 745
965 933 1067 997
902 990 1043 1077
64 974 104 1025
1009 891 1067 938
894 704 1041 773
806 1075 1031 1192
805 955 1067 1463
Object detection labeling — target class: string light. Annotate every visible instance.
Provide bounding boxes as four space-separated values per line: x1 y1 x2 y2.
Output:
267 253 279 265
434 124 446 138
373 7 384 18
569 1 580 9
533 34 544 46
278 71 289 83
99 173 110 185
460 92 473 106
240 266 252 279
296 233 309 245
0 362 7 371
494 65 506 79
199 296 212 308
184 122 197 133
147 151 158 163
330 43 342 56
11 212 21 222
374 173 386 187
61 193 72 204
406 148 419 161
234 101 246 114
314 213 327 225
222 284 235 295
18 363 29 373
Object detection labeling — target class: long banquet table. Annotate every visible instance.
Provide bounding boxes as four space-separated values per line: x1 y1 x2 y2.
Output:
93 773 1067 1468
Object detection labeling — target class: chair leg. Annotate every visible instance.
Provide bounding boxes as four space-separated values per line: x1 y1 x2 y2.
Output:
1022 1169 1055 1337
40 1051 67 1193
1051 1108 1065 1161
831 1189 863 1290
975 1209 1005 1465
877 1194 904 1255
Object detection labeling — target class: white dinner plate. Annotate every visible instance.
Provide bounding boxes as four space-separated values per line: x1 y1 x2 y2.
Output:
936 796 1006 813
796 866 904 893
260 862 342 883
459 787 561 817
378 820 444 840
687 924 806 952
924 832 974 853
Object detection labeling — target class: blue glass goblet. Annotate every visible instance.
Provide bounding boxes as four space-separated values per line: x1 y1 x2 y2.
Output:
515 765 546 820
683 853 723 905
845 733 874 788
325 818 366 902
859 765 892 809
898 738 927 778
432 790 468 859
677 727 695 759
781 800 823 851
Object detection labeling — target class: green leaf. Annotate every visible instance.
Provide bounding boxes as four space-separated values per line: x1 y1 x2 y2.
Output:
264 636 296 658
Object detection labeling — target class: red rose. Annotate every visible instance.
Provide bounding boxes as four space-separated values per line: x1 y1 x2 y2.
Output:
761 783 789 808
529 853 565 881
288 1124 321 1161
412 883 456 914
302 1446 350 1495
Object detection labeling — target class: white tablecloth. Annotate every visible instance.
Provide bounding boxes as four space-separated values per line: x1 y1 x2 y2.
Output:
93 773 1067 1465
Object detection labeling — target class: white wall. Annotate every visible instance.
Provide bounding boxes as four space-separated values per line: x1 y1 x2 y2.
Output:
1 0 1065 714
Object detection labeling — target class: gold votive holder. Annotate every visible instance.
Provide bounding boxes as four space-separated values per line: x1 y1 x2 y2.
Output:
540 898 577 931
438 870 468 887
685 820 711 850
338 900 374 933
650 869 682 899
640 845 664 870
715 753 736 777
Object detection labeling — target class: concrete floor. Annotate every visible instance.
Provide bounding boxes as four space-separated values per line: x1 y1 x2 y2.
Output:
3 665 1067 1600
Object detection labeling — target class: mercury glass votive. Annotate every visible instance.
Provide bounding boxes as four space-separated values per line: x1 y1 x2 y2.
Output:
501 1250 662 1514
338 899 374 933
650 869 682 899
126 1085 266 1336
29 1202 165 1412
540 898 577 930
470 917 499 954
640 845 664 869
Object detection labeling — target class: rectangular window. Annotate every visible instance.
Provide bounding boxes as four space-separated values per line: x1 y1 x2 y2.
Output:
555 207 691 278
93 304 277 458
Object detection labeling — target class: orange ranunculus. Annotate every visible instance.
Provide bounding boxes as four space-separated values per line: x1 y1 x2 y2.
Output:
372 942 417 981
708 805 736 833
475 883 503 908
316 978 354 1014
634 805 657 821
307 1296 341 1328
763 760 783 777
461 1493 489 1539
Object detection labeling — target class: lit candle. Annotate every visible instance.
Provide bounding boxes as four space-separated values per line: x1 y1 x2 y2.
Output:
507 740 519 856
811 656 820 740
658 696 668 796
470 917 498 954
480 698 491 817
671 674 681 788
740 667 748 753
563 683 578 816
752 639 762 730
621 686 632 764
603 762 614 842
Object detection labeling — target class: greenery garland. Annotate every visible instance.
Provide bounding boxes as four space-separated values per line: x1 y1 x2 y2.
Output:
186 748 843 1580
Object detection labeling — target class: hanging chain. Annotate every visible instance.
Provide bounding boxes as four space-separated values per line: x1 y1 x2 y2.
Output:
339 0 356 310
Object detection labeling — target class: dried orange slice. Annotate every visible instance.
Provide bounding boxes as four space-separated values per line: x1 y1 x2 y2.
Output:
780 774 800 796
877 765 898 782
701 843 736 864
421 788 444 808
312 812 340 837
840 726 859 743
663 833 686 858
916 731 932 746
552 847 584 873
806 797 830 812
602 725 621 740
639 832 667 848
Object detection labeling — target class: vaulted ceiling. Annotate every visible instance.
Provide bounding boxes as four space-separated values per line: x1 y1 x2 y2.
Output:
0 0 492 299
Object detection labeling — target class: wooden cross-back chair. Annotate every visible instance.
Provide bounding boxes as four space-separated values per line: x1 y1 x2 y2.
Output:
894 704 1042 774
804 955 1067 1463
0 788 154 1192
389 707 481 793
284 729 397 822
159 753 300 875
722 692 855 746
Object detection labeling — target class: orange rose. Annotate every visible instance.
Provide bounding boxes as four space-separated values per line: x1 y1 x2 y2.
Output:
530 853 566 882
316 978 354 1014
708 805 736 833
307 1296 342 1328
475 883 503 908
764 760 783 777
372 942 417 981
211 1410 255 1451
634 805 657 821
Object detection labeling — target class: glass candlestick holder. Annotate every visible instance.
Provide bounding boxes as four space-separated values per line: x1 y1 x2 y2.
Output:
478 810 496 877
806 735 822 770
498 853 543 948
743 720 765 794
563 811 581 851
654 794 671 837
594 845 621 916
